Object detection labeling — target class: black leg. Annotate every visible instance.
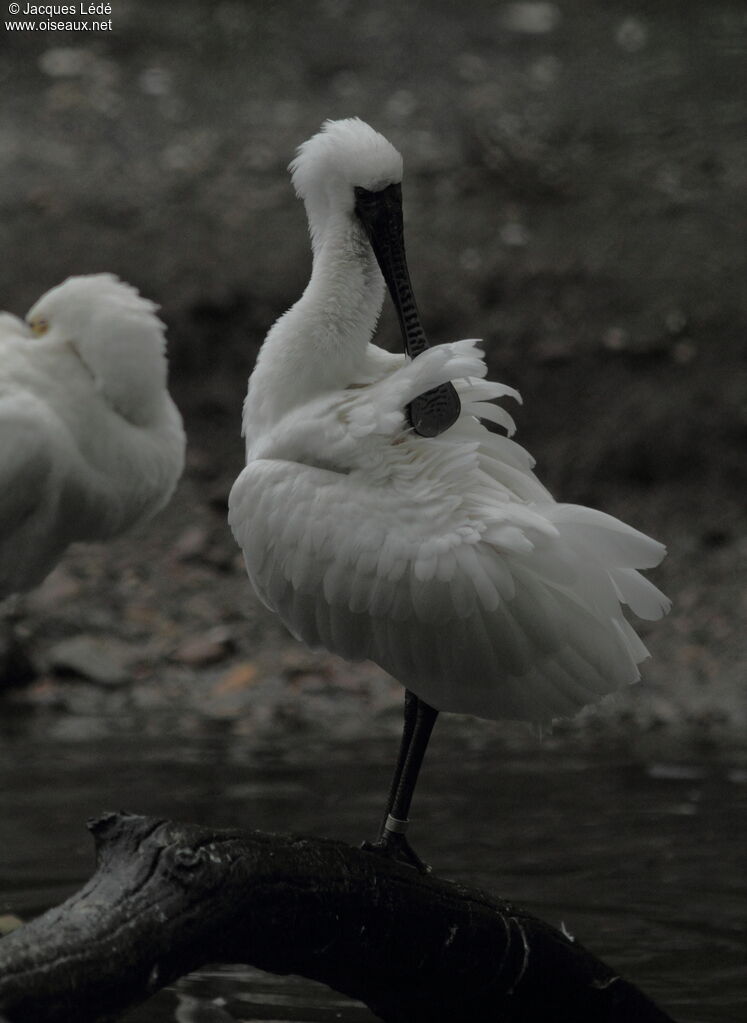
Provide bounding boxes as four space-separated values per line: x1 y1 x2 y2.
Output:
377 688 419 834
363 689 439 872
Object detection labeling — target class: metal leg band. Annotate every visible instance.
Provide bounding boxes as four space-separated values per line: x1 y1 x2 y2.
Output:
384 814 409 835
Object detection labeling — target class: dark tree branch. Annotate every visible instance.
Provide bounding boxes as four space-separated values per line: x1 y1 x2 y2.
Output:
0 812 676 1023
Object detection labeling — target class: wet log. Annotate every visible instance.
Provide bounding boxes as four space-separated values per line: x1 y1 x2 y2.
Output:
0 812 676 1023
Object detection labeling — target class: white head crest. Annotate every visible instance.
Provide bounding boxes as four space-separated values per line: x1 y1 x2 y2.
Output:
26 274 170 425
290 119 403 249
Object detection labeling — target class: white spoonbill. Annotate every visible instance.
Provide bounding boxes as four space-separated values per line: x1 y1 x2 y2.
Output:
0 274 185 598
228 119 670 870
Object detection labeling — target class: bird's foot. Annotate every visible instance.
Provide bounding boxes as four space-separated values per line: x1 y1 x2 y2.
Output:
361 818 431 874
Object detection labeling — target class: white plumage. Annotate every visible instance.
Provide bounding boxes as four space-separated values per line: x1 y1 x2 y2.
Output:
0 274 185 598
229 119 670 726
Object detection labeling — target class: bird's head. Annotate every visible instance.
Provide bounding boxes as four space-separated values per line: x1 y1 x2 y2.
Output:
290 117 404 232
26 274 170 426
290 118 460 436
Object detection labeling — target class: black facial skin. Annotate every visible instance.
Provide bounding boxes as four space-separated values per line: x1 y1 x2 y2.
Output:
355 183 461 438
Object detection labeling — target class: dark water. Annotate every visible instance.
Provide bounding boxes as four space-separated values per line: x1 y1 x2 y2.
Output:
0 722 744 1022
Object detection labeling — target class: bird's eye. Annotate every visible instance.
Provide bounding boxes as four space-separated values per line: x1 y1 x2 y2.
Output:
29 317 49 337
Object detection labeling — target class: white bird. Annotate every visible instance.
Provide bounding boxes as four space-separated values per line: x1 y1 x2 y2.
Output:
0 274 185 599
228 119 670 870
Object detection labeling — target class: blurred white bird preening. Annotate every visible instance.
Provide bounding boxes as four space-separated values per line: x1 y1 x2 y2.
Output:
228 119 671 870
0 274 185 598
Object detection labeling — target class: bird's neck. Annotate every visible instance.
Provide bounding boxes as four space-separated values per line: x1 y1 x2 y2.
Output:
245 212 385 435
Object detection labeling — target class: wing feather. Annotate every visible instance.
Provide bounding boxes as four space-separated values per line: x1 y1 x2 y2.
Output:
610 566 671 620
229 344 669 725
0 416 53 539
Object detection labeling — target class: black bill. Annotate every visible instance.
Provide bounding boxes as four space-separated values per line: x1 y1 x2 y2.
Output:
354 183 461 438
